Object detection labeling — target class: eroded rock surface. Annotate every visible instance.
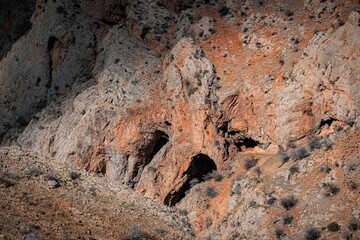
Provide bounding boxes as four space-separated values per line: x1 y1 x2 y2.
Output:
0 0 359 239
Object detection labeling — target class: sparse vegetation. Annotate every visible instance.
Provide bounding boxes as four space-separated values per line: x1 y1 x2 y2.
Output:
304 227 321 240
187 86 198 96
266 197 276 205
345 231 353 240
231 183 241 195
205 187 218 198
348 221 359 231
327 222 340 232
280 196 297 210
44 174 59 182
88 186 96 196
308 137 322 151
178 209 188 216
291 147 309 161
348 163 357 171
244 157 257 170
322 139 333 151
348 181 358 190
254 167 262 177
275 228 284 239
124 225 152 240
219 6 230 16
288 139 297 148
289 165 299 175
319 164 331 173
203 170 223 182
154 227 166 237
278 150 289 163
248 201 257 207
2 171 19 180
69 171 80 180
24 166 43 178
292 36 301 44
321 182 340 196
285 9 294 17
0 176 15 188
282 213 293 225
44 174 60 188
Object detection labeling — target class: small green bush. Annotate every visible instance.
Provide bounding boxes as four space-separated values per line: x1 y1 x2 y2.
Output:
289 165 299 175
24 166 43 178
285 9 294 17
291 147 309 161
321 182 340 196
348 181 358 190
254 167 262 177
319 164 331 173
244 157 257 170
124 225 152 240
204 187 218 198
266 197 276 205
348 221 359 231
304 227 321 240
69 171 80 180
278 150 289 163
327 222 340 232
282 213 293 225
0 176 15 188
219 6 230 16
308 137 322 151
275 228 284 239
154 227 166 237
203 170 223 182
280 196 297 210
231 183 241 195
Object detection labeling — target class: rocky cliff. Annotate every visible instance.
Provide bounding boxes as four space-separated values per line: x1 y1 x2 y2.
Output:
0 0 359 239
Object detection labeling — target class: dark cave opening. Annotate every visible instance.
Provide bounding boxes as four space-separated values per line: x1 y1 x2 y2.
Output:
47 36 59 52
146 131 169 165
319 118 335 128
235 137 261 151
46 36 60 89
164 154 217 207
131 130 169 186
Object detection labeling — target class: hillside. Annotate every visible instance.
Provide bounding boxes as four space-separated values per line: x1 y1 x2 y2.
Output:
0 0 359 239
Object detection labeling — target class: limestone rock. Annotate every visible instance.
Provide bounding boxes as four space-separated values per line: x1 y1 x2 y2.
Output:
276 10 360 147
0 1 359 239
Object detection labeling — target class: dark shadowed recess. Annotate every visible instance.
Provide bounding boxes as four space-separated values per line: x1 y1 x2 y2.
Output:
164 153 217 206
235 137 261 151
0 0 36 60
130 130 170 186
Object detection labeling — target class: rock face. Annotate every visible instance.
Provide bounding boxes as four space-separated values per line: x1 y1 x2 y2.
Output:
0 0 102 140
277 11 360 147
0 0 36 60
0 0 359 239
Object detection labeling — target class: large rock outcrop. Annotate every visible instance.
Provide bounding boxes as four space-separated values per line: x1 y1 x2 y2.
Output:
276 10 360 147
0 0 36 60
0 0 359 239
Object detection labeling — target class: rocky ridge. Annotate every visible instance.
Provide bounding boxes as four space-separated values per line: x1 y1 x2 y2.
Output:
0 0 359 239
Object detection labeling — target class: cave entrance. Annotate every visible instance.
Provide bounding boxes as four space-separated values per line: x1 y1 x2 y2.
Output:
146 131 169 164
131 130 169 186
319 118 336 128
164 154 217 206
235 137 261 151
